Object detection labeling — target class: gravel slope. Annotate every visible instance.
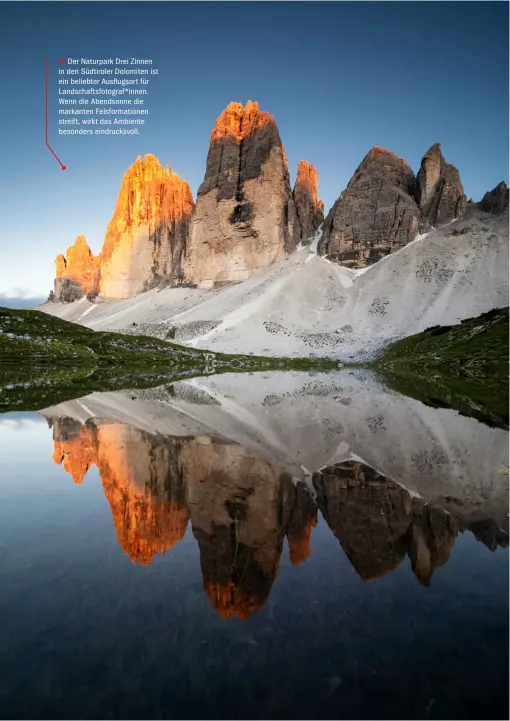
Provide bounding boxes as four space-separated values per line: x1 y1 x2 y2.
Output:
40 208 508 359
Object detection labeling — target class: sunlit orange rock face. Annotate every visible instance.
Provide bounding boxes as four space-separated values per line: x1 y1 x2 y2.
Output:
50 104 325 300
210 100 274 143
50 419 189 565
52 155 195 301
53 236 100 302
183 101 301 288
53 422 98 484
99 155 195 298
288 518 317 566
293 161 324 244
295 161 321 209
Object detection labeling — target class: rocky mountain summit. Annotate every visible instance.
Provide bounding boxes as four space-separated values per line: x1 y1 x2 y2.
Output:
292 160 324 244
319 143 468 267
51 102 324 300
479 180 509 214
318 147 421 266
52 156 195 301
99 155 195 298
48 102 507 303
182 101 301 287
51 235 99 303
414 143 467 228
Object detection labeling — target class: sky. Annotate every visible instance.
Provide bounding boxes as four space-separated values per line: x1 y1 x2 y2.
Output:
0 1 508 298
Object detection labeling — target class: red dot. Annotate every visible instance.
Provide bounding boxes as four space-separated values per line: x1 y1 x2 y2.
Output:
61 165 67 171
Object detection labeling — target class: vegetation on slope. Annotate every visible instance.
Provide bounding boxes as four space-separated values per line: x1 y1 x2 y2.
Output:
374 307 509 429
0 307 338 412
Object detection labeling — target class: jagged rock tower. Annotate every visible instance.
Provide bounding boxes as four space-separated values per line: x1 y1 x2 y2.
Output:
52 155 195 301
414 143 467 227
292 160 324 243
183 101 300 288
319 144 468 268
98 155 195 298
319 147 421 267
53 235 100 302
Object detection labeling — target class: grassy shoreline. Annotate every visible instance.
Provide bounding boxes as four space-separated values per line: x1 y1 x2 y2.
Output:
1 307 507 428
370 307 509 429
0 307 338 412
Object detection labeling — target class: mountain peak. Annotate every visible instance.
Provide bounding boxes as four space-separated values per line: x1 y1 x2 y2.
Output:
479 180 509 214
295 160 322 209
210 100 275 143
53 235 99 302
369 146 401 159
51 155 195 302
293 161 324 244
415 143 466 226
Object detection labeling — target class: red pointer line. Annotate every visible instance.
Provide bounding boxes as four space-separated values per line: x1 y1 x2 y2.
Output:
45 57 67 170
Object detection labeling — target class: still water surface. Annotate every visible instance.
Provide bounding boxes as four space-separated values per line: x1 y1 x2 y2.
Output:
0 371 508 719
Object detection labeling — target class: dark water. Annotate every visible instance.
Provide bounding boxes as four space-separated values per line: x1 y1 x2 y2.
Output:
0 373 508 719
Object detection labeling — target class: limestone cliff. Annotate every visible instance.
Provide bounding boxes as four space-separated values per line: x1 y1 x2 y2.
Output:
479 181 509 214
293 161 324 244
99 155 195 298
414 143 467 227
182 101 300 288
51 155 194 302
53 236 100 302
318 147 421 267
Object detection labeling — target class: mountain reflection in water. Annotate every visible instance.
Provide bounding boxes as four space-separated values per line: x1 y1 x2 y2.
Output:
47 382 509 619
1 370 509 721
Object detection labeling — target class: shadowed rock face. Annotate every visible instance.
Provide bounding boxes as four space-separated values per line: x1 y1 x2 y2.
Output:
293 161 324 245
52 236 100 302
318 143 471 269
479 181 509 215
318 147 421 267
51 155 195 301
313 461 458 585
414 143 467 228
183 101 300 288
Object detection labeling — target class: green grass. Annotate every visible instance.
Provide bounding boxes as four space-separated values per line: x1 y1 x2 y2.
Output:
0 307 338 412
372 307 509 429
1 306 508 428
374 307 508 376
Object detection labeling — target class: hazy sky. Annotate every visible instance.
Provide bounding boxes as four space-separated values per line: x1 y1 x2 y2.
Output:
1 1 508 297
